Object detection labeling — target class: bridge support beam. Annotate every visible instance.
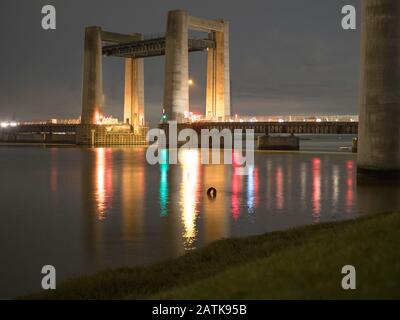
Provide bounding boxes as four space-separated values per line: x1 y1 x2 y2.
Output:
163 10 189 122
81 26 103 124
358 0 400 178
206 21 230 121
124 34 144 130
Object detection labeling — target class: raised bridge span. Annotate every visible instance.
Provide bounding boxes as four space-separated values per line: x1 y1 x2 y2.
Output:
102 34 215 59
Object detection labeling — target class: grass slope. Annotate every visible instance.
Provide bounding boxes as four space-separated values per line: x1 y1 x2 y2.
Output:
24 212 400 300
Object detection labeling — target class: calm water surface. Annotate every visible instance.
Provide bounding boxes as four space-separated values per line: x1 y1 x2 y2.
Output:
0 136 399 298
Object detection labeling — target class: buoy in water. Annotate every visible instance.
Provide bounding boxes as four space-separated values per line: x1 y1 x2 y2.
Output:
207 187 217 199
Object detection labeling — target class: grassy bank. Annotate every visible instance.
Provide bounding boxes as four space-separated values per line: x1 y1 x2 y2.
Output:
25 212 400 300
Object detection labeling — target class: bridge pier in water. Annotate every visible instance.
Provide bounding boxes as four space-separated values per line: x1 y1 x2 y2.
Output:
79 28 148 145
358 0 400 179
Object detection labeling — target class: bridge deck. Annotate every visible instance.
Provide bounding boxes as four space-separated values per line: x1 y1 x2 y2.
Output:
165 121 358 135
1 121 358 136
1 124 78 134
103 38 215 59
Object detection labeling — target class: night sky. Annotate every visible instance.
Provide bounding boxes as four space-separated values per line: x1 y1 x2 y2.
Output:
0 0 360 126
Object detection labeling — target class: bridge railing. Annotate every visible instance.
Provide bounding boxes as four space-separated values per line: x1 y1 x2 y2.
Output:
187 115 359 123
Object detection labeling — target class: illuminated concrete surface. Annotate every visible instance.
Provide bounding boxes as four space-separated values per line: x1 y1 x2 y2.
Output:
163 10 190 122
124 34 144 128
163 10 231 121
81 26 103 124
81 9 231 129
358 0 400 174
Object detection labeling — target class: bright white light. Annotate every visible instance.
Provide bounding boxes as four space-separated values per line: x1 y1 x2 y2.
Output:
179 149 199 247
278 119 284 123
10 122 18 127
316 118 322 123
1 122 9 128
95 111 104 125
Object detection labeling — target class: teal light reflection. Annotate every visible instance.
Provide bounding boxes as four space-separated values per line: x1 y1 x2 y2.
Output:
159 149 169 217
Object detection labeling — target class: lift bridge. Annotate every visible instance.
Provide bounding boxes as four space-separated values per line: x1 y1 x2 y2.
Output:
0 9 359 146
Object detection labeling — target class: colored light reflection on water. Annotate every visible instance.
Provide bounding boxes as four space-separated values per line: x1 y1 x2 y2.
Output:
312 157 321 222
276 165 284 210
346 160 354 213
179 149 200 250
94 148 113 220
246 166 259 214
231 152 243 220
0 145 399 299
159 149 169 217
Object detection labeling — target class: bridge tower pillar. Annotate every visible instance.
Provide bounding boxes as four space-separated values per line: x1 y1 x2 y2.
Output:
81 26 103 124
124 34 145 130
163 10 189 122
358 0 400 178
206 20 230 121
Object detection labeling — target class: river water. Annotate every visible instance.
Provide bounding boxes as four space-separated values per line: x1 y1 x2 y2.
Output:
0 135 399 298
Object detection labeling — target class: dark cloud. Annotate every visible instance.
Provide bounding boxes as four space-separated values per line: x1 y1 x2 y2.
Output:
0 0 361 125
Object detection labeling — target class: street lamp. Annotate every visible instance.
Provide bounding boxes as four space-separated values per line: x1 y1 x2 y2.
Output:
188 79 194 118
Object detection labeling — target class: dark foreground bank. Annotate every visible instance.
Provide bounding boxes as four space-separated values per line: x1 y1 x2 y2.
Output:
24 212 400 300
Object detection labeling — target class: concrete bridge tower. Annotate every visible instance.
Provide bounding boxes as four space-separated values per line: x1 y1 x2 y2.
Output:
205 19 230 121
81 27 144 127
81 27 103 124
163 10 189 122
123 34 145 129
163 10 231 122
358 0 400 178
